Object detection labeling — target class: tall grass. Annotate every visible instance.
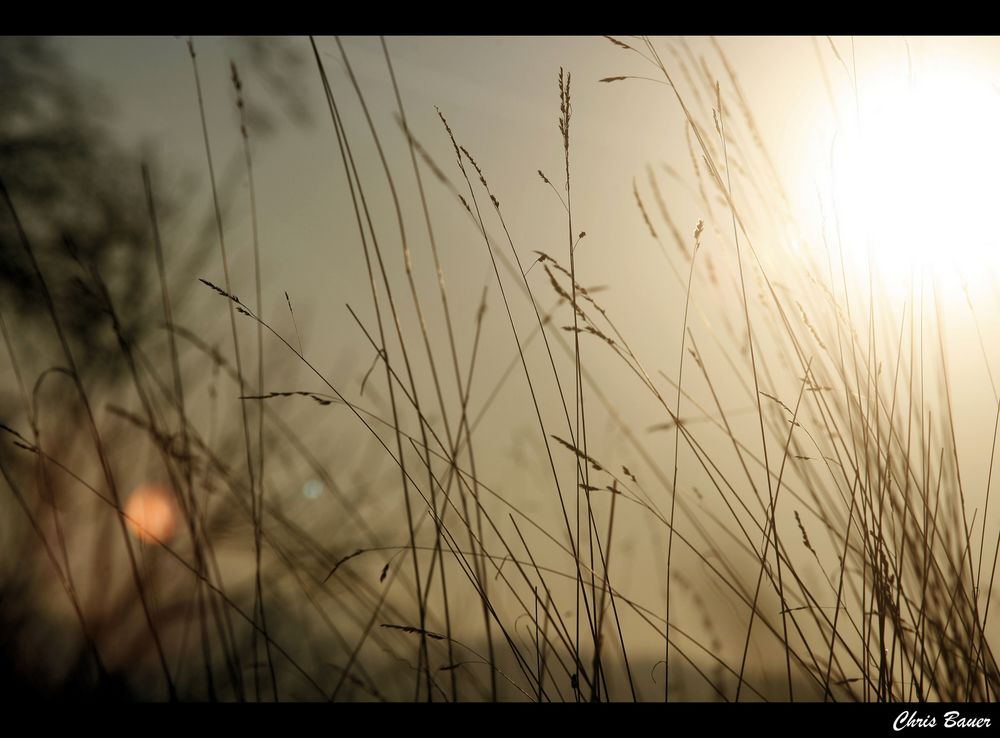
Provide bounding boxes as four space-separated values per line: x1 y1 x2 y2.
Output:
0 34 997 703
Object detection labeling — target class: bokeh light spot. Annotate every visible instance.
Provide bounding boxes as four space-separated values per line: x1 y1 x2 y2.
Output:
124 484 179 544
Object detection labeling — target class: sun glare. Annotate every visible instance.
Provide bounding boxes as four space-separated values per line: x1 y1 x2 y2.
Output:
823 48 1000 291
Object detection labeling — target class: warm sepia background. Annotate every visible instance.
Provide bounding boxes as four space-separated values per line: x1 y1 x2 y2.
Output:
1 35 998 702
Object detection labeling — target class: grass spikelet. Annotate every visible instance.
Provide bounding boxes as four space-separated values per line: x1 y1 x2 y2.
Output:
380 624 447 641
633 178 659 239
550 434 605 472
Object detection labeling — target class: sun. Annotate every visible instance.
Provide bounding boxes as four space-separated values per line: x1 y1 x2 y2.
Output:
819 44 1000 292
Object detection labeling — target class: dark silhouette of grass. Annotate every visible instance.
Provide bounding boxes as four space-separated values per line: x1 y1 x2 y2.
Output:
1 34 998 703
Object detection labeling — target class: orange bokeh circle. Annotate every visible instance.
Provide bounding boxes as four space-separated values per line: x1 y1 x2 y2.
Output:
124 484 179 544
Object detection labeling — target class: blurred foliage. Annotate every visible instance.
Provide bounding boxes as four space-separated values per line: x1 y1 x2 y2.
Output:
0 36 155 377
0 35 314 699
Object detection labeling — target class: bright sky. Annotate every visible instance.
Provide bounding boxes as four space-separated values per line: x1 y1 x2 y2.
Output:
51 34 1000 506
